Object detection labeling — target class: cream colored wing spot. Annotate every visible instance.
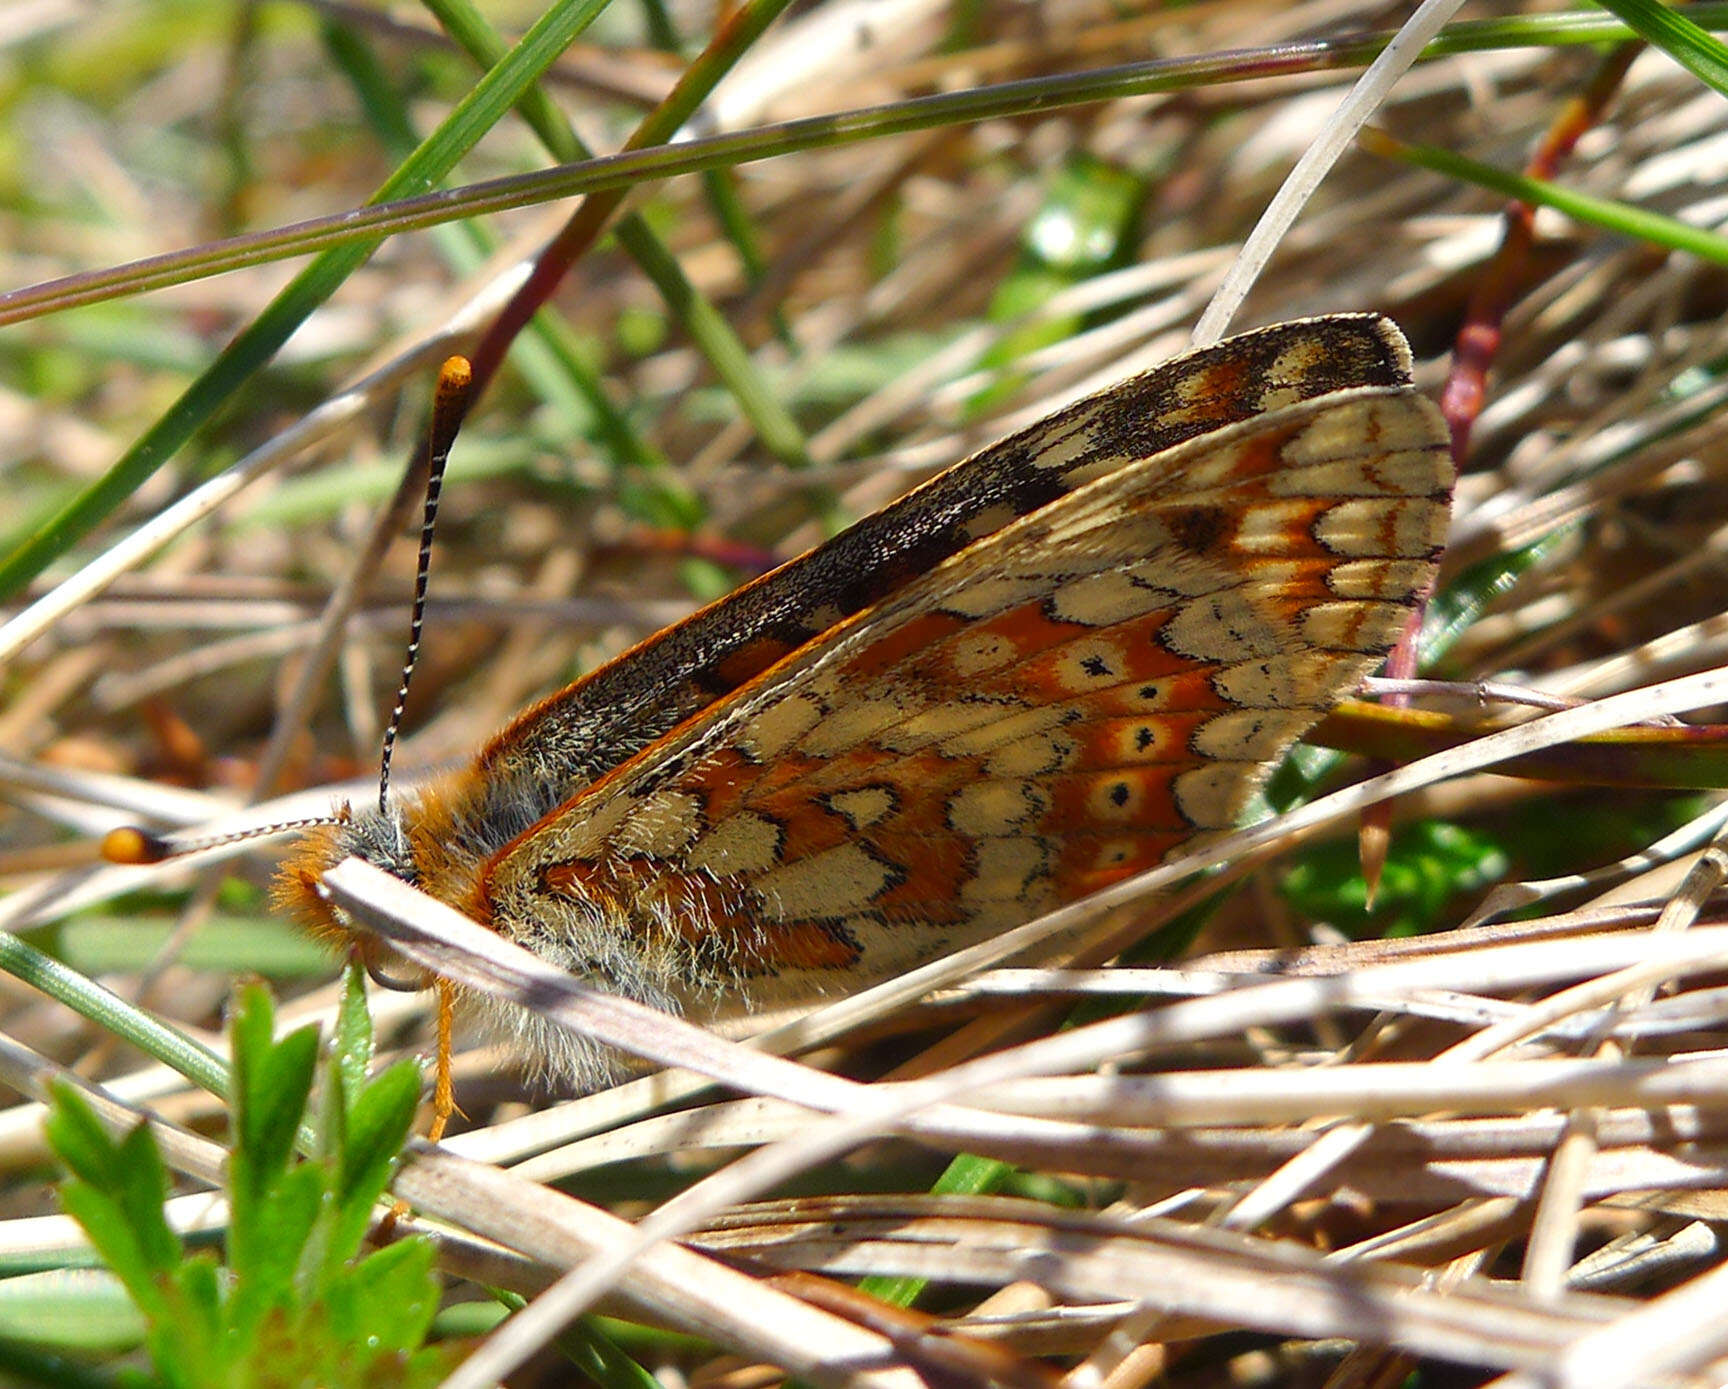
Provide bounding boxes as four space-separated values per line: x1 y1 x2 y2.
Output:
961 837 1051 906
961 502 1025 540
1313 497 1447 559
1160 591 1285 663
1157 442 1253 492
739 693 825 762
885 697 1022 753
1236 561 1316 596
1298 600 1410 652
1326 558 1435 600
1211 651 1361 708
1273 398 1385 468
936 702 1072 757
937 572 1058 619
1271 440 1448 499
1022 420 1096 473
1192 708 1321 761
1047 637 1135 691
820 785 898 831
1268 455 1385 497
1231 500 1330 554
1172 760 1263 829
757 841 899 920
985 729 1079 778
947 778 1048 838
1047 571 1178 628
1368 446 1454 495
1262 339 1333 406
617 789 704 857
685 810 783 877
534 782 635 860
950 631 1022 678
801 602 847 633
1058 452 1141 490
798 695 909 757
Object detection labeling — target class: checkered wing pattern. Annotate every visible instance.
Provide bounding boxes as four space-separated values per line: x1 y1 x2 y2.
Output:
478 379 1453 1011
477 315 1425 798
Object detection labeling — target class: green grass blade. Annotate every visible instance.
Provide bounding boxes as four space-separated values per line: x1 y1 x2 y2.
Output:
1590 0 1728 93
1361 127 1728 264
0 0 624 600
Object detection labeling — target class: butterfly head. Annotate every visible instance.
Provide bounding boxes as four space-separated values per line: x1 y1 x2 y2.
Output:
273 800 415 945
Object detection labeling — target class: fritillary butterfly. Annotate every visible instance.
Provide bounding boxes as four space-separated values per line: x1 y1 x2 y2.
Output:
278 313 1455 1089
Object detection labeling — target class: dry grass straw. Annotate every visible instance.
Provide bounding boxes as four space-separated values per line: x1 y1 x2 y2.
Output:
6 0 1728 1384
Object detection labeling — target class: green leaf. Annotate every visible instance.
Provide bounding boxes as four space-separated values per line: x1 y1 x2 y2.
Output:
329 1060 421 1265
158 1255 227 1387
46 985 444 1385
42 1085 124 1191
228 988 323 1313
45 1088 181 1319
227 1163 326 1338
231 1000 318 1206
557 1316 663 1389
332 964 376 1113
328 1240 439 1355
54 1184 171 1327
1590 0 1728 95
860 1155 1012 1308
110 1125 179 1278
1023 153 1140 272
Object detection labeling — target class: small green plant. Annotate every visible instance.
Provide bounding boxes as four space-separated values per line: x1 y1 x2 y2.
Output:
45 978 459 1388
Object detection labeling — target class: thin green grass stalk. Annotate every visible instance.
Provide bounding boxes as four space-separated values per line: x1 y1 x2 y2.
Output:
1360 128 1728 265
555 1316 665 1389
1421 532 1572 669
858 1155 1013 1308
419 0 809 468
322 16 677 484
0 931 229 1102
1589 0 1728 93
18 7 1728 333
489 1290 661 1389
0 0 623 600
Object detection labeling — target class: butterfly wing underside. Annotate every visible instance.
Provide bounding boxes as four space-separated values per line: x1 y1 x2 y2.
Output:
477 314 1426 799
478 381 1453 1014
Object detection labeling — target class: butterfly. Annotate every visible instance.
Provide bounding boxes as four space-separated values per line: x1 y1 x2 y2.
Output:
276 313 1455 1090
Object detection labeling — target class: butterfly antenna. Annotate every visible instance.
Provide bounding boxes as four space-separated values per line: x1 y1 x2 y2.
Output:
102 813 346 866
377 356 475 817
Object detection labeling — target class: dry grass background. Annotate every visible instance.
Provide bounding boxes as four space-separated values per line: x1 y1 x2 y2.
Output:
5 0 1728 1384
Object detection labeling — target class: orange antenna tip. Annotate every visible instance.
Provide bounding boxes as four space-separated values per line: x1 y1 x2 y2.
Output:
101 815 342 865
101 825 172 865
438 355 473 394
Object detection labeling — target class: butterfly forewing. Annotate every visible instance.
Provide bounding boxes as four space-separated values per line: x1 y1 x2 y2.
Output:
477 314 1426 799
476 374 1453 1011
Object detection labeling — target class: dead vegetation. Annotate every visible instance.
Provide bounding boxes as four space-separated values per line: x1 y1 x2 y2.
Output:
6 0 1728 1384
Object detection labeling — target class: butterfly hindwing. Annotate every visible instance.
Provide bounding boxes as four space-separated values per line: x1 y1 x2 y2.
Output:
476 378 1454 1011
